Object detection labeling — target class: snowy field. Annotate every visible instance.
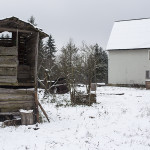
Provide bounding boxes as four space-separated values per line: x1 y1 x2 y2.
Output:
1 86 150 150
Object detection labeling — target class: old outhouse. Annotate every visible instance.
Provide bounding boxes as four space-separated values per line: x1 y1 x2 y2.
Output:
0 17 48 122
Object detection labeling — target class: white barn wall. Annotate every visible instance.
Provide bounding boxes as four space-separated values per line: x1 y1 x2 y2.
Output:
108 49 150 85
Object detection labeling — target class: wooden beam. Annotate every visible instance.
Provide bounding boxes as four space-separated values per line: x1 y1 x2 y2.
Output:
0 88 34 94
0 28 33 34
0 112 20 116
0 82 34 87
0 94 34 101
34 32 39 123
38 101 50 122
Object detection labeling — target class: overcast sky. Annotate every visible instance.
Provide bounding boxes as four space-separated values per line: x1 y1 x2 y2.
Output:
0 0 150 50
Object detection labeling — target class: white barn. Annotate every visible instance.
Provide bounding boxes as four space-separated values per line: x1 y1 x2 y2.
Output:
107 18 150 85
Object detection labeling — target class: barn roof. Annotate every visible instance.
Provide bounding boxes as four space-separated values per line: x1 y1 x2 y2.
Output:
106 18 150 50
0 17 48 38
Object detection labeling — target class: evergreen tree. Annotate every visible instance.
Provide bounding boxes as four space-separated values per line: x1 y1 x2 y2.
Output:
0 34 4 38
45 34 56 69
5 34 10 38
28 15 37 26
94 44 108 83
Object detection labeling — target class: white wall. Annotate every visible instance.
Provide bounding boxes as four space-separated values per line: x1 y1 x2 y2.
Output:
108 49 150 85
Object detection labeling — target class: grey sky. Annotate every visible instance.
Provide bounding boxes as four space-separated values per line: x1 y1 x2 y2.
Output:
0 0 150 50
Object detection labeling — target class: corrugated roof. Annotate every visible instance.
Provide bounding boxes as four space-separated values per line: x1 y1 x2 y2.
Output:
106 18 150 50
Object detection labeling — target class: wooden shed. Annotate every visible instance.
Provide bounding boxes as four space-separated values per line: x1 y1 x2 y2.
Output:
0 17 48 122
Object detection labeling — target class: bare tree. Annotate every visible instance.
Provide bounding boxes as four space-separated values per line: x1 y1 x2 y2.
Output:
58 39 78 103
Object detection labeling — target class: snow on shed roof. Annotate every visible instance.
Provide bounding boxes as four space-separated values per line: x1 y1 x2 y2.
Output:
106 18 150 50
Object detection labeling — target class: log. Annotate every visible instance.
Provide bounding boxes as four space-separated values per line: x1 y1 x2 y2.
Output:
0 112 20 115
0 94 34 101
0 56 18 67
0 67 16 76
0 102 34 109
0 88 34 95
0 76 17 83
0 46 18 56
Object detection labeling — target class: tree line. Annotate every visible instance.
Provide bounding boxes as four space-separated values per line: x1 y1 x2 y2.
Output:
38 37 108 92
27 15 108 96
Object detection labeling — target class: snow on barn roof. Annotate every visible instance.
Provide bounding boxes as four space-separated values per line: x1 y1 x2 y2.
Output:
106 18 150 50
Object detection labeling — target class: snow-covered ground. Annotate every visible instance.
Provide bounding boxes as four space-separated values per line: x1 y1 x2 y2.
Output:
1 86 150 150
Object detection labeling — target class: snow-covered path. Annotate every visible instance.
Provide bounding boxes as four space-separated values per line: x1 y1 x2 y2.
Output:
0 86 150 150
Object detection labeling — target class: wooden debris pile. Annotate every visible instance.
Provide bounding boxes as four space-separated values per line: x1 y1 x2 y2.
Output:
72 92 96 105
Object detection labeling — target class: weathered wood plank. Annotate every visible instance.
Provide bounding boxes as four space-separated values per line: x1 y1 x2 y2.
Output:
0 67 16 76
0 82 34 86
0 56 18 67
0 28 33 34
0 101 34 105
0 46 18 56
0 102 34 109
0 94 34 101
0 88 34 94
0 76 17 83
0 112 20 115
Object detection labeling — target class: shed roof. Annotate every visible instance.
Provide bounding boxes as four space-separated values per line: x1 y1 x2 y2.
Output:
106 18 150 50
0 17 48 38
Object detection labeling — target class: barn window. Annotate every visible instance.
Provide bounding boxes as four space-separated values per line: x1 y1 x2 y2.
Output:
0 31 12 47
146 70 150 79
0 31 12 38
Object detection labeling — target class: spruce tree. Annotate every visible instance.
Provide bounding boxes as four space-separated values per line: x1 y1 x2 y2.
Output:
28 15 37 26
5 34 10 38
94 44 108 83
45 34 56 69
0 34 4 38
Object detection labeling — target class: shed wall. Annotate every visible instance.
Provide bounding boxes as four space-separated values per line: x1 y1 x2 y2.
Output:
0 88 35 112
108 49 150 85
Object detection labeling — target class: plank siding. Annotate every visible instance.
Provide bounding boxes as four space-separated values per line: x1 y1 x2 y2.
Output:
0 46 18 56
0 56 18 67
0 76 17 83
0 88 35 112
0 46 18 84
0 67 16 76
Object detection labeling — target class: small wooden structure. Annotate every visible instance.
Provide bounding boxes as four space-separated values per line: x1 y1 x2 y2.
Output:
50 78 69 94
74 93 96 105
0 17 48 123
145 80 150 89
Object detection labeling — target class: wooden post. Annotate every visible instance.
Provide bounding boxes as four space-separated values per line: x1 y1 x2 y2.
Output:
16 29 18 48
38 101 50 122
35 32 39 123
